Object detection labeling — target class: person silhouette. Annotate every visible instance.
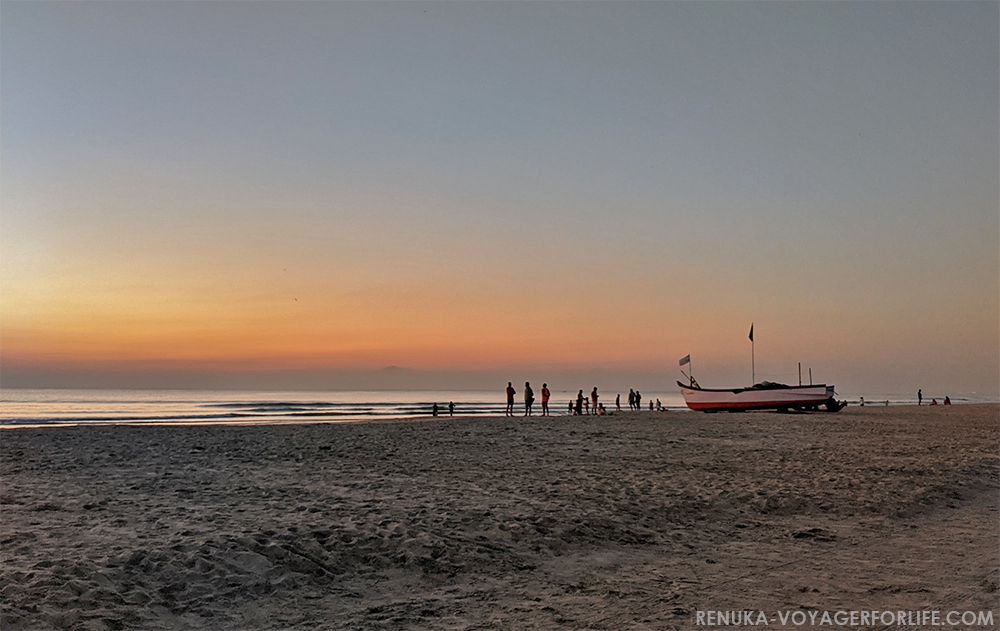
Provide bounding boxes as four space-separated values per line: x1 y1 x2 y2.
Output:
524 382 534 416
506 382 516 416
541 383 551 416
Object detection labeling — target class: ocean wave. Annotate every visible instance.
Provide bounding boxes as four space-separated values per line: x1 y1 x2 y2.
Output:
204 401 340 409
0 405 507 427
0 389 609 428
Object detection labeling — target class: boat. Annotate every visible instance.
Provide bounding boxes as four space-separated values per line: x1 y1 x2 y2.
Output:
677 380 845 412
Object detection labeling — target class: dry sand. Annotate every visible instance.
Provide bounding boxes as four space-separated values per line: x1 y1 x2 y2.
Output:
2 404 997 630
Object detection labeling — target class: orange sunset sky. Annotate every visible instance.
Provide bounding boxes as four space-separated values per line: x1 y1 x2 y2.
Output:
2 2 997 396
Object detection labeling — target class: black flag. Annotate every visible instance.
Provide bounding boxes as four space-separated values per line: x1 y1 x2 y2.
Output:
748 323 754 342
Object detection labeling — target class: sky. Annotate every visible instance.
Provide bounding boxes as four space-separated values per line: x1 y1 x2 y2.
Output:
1 1 998 396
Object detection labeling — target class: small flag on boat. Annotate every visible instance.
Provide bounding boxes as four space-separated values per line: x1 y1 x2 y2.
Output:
679 354 690 367
748 323 754 342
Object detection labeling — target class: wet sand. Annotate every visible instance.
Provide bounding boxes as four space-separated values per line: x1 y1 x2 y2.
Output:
2 404 997 630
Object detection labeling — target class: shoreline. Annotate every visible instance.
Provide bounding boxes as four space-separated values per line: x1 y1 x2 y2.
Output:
3 400 998 431
2 405 997 629
4 387 997 431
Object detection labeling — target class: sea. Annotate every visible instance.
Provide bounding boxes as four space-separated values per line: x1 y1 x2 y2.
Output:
1 389 994 429
0 389 687 428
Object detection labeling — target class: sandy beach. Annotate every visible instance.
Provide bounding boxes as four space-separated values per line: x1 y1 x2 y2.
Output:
2 404 997 630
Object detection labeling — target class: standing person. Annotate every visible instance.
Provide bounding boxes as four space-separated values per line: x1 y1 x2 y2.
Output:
616 394 621 412
635 391 642 411
576 390 584 415
541 383 551 416
524 382 534 416
656 398 661 411
506 382 516 416
568 400 574 415
449 401 454 416
591 387 599 415
628 389 635 411
432 403 439 417
918 389 922 406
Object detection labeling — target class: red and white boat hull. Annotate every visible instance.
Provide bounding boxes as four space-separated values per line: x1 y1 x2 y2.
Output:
677 382 839 412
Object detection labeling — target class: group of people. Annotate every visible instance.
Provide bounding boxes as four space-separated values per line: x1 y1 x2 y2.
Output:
505 381 552 416
569 387 605 416
626 389 642 411
857 389 951 408
505 383 663 416
917 389 950 406
431 401 455 417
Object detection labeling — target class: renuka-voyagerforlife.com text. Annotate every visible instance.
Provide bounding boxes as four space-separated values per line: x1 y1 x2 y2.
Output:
696 609 995 626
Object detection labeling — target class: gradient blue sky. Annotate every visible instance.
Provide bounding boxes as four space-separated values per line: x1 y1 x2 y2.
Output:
2 1 997 395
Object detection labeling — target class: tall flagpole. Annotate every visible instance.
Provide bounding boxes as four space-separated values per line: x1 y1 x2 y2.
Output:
749 323 755 385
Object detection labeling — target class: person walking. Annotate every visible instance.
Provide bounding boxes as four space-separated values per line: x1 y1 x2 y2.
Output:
541 383 551 416
590 387 599 415
524 382 534 416
576 390 584 415
635 391 642 411
918 389 922 406
628 389 635 411
616 394 621 412
506 382 516 416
